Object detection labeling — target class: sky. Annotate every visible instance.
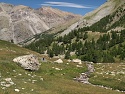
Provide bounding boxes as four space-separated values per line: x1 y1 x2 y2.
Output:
0 0 107 15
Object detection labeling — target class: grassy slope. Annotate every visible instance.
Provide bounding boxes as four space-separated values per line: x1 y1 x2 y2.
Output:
0 40 123 94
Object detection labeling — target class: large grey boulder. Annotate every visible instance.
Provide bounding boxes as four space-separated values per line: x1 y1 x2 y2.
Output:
13 54 40 71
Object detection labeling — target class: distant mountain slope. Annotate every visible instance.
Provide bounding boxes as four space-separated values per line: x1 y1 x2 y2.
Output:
88 2 125 32
0 3 81 44
60 0 125 36
26 0 125 63
81 0 125 27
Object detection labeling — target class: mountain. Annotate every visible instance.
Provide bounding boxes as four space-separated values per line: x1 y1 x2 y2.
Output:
88 2 125 32
0 3 81 44
80 0 125 27
1 1 125 93
25 0 125 63
60 0 125 36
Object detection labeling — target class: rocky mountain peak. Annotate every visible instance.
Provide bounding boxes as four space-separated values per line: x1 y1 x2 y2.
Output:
0 3 81 44
0 3 14 12
12 5 31 11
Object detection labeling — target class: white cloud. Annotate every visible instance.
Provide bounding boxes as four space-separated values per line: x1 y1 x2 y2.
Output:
41 1 93 9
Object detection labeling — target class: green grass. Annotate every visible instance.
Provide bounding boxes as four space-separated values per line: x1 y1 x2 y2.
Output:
0 40 124 94
89 63 125 91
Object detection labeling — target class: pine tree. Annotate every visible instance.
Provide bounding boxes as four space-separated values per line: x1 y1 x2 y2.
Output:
83 32 88 40
49 50 54 58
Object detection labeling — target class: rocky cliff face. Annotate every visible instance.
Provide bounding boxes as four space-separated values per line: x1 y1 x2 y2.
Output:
0 3 81 44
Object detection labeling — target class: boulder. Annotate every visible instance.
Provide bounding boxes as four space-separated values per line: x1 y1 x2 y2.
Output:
13 54 40 71
72 59 82 64
54 59 63 64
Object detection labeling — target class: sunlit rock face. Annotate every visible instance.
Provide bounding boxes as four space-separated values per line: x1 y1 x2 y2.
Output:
13 54 40 71
0 3 81 44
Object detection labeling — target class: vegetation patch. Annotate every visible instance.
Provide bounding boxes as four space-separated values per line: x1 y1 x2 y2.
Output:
89 63 125 91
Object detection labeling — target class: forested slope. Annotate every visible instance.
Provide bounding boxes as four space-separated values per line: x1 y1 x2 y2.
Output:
25 2 125 63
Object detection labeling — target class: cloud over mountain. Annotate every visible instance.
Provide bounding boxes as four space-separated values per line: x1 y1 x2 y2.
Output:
41 1 92 9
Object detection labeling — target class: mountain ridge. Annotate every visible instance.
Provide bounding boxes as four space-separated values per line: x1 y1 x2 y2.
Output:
25 0 125 63
0 2 81 44
60 0 125 36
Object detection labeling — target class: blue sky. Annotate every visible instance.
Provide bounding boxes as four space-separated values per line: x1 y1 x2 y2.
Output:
0 0 107 15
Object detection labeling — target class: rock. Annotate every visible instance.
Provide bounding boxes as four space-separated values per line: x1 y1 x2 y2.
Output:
55 68 62 70
14 89 20 92
40 78 44 81
4 78 12 82
87 63 95 73
74 73 89 84
54 59 63 64
72 59 82 64
0 78 14 87
76 65 83 68
67 59 71 62
13 54 40 71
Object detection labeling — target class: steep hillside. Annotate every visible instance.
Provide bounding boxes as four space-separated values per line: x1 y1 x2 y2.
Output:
60 0 125 36
0 3 81 44
88 3 125 32
81 0 125 27
25 1 125 63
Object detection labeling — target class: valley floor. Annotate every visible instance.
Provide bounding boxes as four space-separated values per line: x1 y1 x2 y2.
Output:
0 40 125 94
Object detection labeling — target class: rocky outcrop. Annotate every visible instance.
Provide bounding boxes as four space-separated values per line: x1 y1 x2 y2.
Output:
13 54 40 71
0 3 81 44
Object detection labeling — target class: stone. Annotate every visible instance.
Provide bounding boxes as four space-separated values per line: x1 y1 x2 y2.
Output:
54 59 63 64
13 54 40 71
0 78 14 88
4 78 12 82
74 73 89 84
87 63 95 73
67 59 71 62
55 68 61 70
72 59 82 64
14 89 20 92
